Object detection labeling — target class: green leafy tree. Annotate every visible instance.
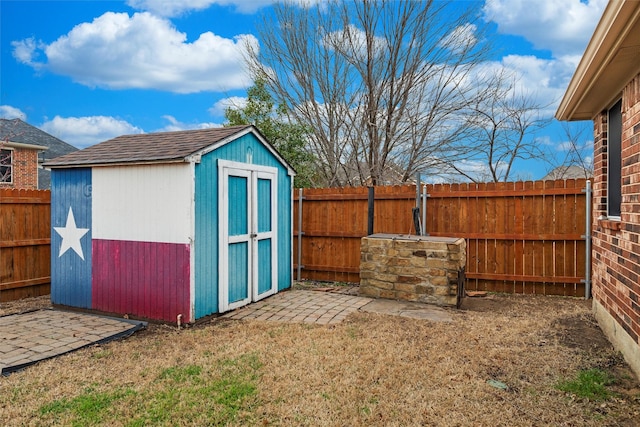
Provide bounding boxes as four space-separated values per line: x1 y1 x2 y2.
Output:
224 78 316 188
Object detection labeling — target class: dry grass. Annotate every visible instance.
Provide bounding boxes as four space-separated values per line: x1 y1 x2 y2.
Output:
0 295 51 316
1 291 639 426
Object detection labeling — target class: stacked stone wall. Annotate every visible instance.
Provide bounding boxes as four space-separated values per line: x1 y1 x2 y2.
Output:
359 234 465 307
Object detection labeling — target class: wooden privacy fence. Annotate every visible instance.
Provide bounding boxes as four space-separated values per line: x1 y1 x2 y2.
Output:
0 188 51 302
294 179 590 296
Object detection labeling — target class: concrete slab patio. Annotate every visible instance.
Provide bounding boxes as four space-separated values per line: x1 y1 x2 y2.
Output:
0 309 146 375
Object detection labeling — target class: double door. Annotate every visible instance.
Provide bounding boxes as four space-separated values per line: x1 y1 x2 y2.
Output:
219 160 278 312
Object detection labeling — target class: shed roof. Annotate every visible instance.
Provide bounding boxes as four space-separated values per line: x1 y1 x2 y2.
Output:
44 125 292 171
556 1 640 121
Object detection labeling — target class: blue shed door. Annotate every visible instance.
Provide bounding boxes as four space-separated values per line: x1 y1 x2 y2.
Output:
219 160 278 312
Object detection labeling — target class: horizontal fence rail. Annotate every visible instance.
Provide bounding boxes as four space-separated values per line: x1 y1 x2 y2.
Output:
0 188 51 302
294 179 590 297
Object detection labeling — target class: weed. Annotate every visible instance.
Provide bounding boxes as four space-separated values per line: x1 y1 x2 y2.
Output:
91 349 112 360
129 354 262 426
39 387 136 426
346 326 359 340
157 364 202 382
556 368 616 401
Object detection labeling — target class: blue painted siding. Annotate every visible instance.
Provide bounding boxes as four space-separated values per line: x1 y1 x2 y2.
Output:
50 168 92 308
194 133 292 319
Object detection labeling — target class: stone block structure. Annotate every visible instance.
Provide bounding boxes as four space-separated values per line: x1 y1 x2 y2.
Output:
359 234 465 307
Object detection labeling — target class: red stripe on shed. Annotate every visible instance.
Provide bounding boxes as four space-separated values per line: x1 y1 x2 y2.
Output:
92 239 190 323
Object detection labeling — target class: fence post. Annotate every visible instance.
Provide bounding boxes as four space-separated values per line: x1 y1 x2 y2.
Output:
297 188 303 281
422 184 428 236
582 180 592 299
367 186 375 235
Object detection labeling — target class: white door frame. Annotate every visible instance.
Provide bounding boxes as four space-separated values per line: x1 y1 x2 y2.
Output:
218 160 278 312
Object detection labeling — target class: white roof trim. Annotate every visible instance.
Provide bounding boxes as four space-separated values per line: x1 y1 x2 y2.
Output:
1 141 48 151
185 126 296 176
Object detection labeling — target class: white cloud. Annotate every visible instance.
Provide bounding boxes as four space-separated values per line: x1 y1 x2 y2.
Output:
209 96 247 116
40 116 143 148
483 0 607 57
13 12 256 94
474 54 582 116
155 115 221 132
323 24 388 59
10 38 42 68
126 0 274 16
423 159 497 184
125 0 319 16
0 105 27 121
440 24 478 54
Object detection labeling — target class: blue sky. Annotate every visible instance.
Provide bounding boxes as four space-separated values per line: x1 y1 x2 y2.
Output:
1 0 606 180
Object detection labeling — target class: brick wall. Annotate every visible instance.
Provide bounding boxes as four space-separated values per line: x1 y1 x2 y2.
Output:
592 72 640 358
0 147 39 190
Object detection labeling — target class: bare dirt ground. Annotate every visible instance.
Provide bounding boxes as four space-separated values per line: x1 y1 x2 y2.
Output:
1 287 639 426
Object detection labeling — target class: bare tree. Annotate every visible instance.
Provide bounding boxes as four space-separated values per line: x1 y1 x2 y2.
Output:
543 121 593 179
246 0 493 186
446 72 552 182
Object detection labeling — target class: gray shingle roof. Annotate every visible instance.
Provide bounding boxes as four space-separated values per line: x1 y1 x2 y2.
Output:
0 118 79 189
45 125 254 167
0 118 78 161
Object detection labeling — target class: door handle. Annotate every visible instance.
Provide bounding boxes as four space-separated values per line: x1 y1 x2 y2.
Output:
250 233 258 238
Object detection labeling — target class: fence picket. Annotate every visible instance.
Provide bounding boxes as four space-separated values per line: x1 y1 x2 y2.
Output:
0 188 51 301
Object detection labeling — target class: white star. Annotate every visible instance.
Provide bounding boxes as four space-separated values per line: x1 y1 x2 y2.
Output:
54 207 90 260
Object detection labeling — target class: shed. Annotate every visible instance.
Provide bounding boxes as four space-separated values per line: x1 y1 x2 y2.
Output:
44 125 295 323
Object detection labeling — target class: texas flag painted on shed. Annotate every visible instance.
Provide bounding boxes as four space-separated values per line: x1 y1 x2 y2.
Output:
50 164 193 323
46 125 295 324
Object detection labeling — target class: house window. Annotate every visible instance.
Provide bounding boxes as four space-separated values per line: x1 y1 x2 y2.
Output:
607 99 622 218
0 148 12 184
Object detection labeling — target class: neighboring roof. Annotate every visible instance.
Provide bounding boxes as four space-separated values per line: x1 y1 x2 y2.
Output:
556 1 640 121
542 165 592 181
44 125 295 174
0 118 78 161
1 118 79 189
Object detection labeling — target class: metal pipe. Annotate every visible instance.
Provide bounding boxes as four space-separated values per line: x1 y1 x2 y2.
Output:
422 183 427 236
583 180 592 299
415 172 421 209
368 186 375 235
297 188 303 281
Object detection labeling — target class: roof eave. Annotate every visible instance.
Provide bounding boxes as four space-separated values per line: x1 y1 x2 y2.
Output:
45 158 187 169
556 1 640 121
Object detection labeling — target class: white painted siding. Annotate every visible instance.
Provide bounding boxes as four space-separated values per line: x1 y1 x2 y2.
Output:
92 164 193 244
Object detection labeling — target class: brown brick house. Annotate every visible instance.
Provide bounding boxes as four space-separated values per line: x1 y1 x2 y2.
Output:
0 118 77 189
556 0 640 378
0 141 46 190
